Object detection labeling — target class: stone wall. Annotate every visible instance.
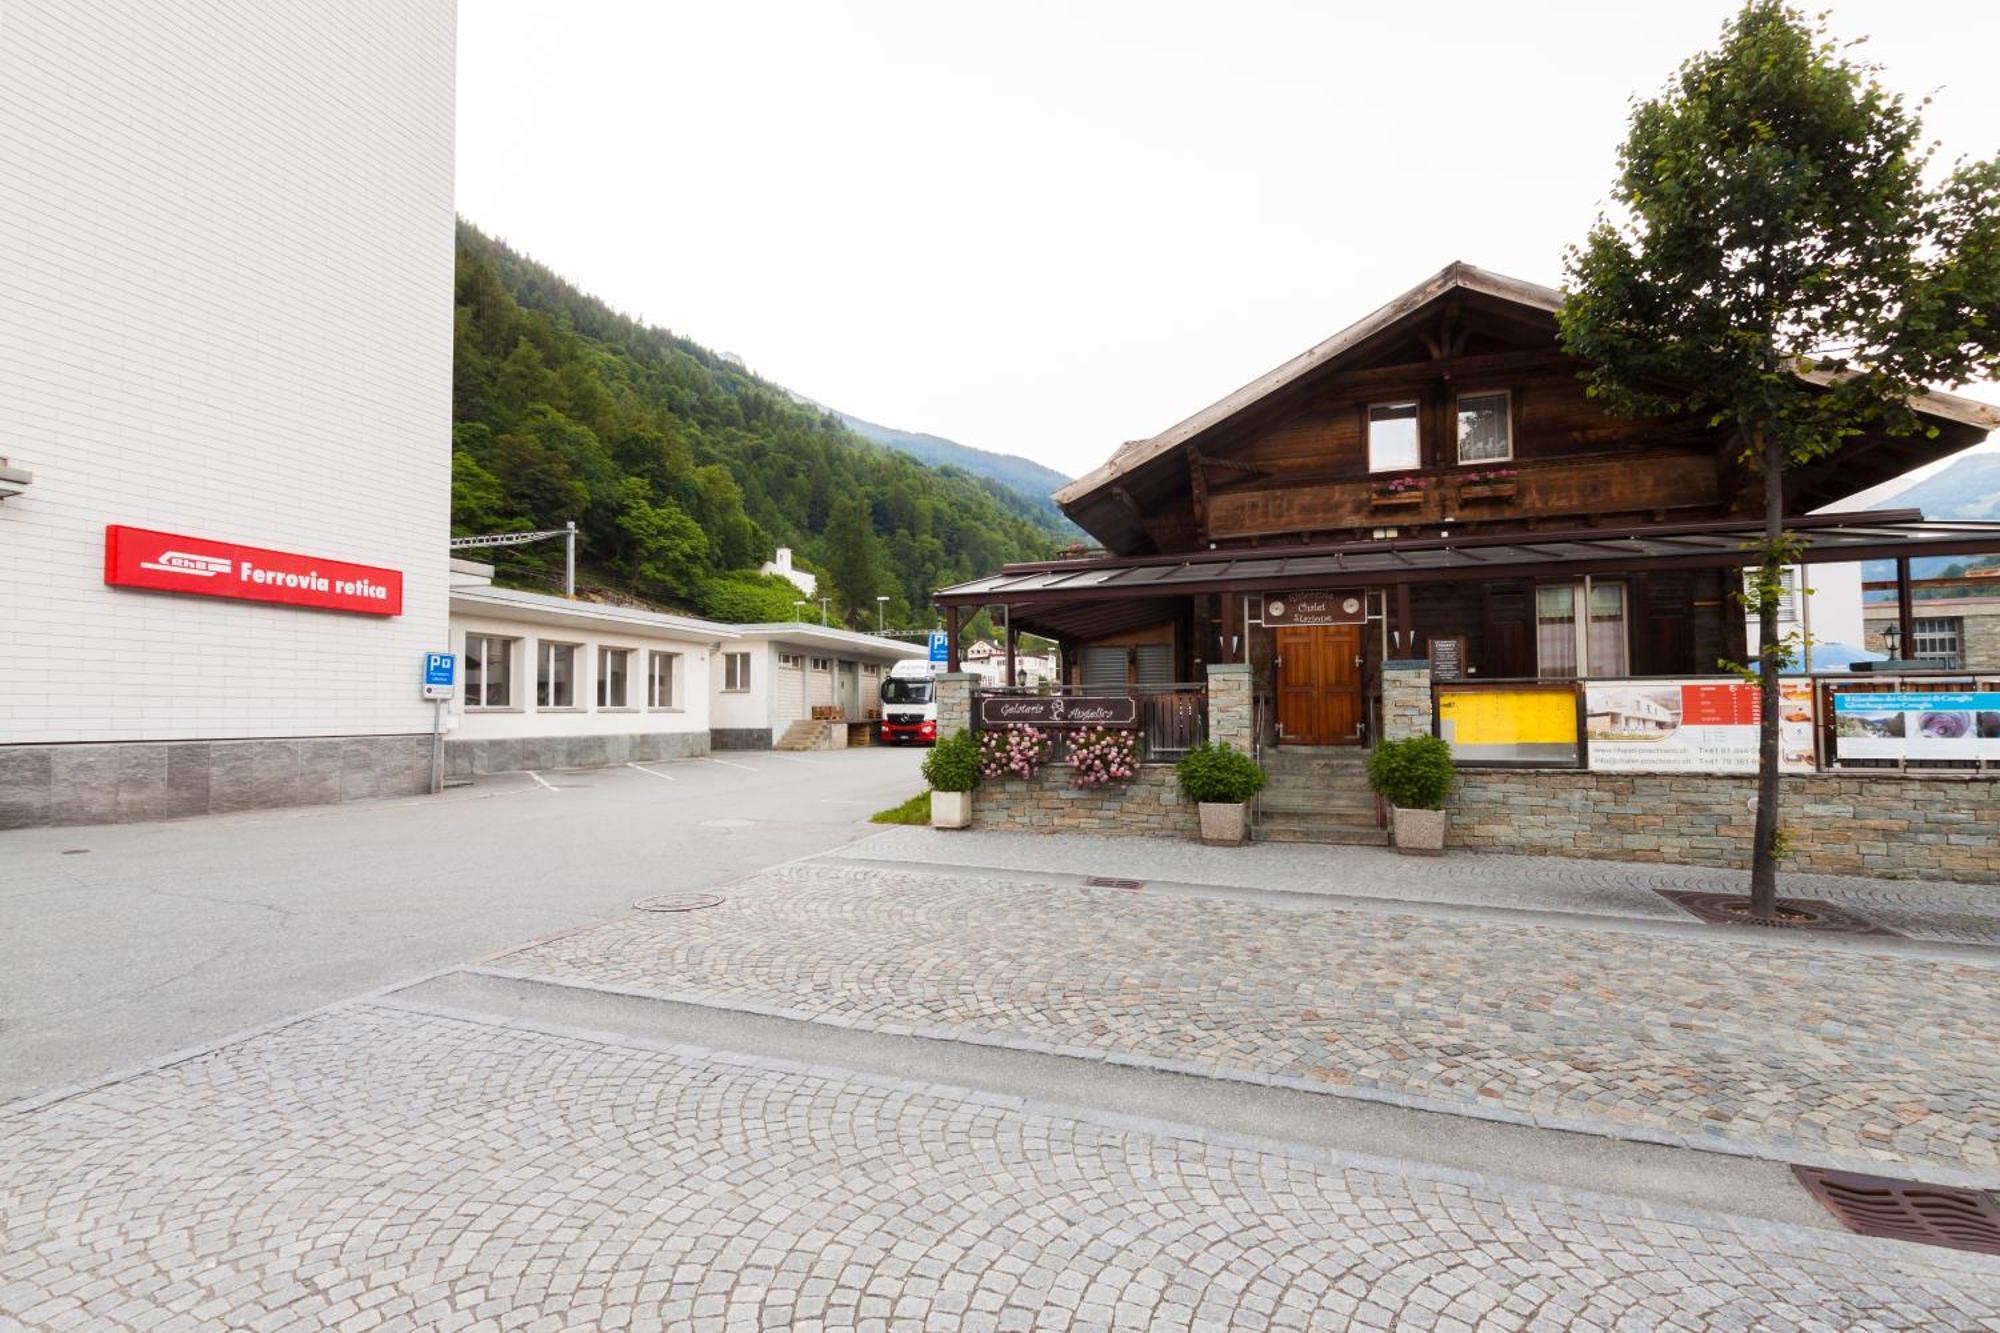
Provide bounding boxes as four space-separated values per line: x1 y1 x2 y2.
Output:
1380 662 1432 742
970 765 1198 838
1450 768 2000 882
708 728 773 752
0 735 431 829
1206 664 1252 750
445 729 707 778
936 672 974 739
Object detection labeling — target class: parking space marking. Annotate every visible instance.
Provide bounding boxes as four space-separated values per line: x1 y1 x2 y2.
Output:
625 762 678 782
523 770 559 792
702 756 758 773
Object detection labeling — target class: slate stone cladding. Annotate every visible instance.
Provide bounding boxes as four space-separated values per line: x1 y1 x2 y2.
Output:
970 767 1199 838
445 730 707 778
1451 769 2000 883
0 735 431 829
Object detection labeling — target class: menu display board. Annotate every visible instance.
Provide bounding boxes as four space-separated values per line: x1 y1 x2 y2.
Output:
1833 691 2000 762
1428 637 1466 682
1437 686 1579 764
1584 679 1815 773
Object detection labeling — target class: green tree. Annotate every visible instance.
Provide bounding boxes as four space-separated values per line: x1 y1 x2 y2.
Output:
1560 1 2000 915
615 478 709 600
822 494 882 622
695 570 807 622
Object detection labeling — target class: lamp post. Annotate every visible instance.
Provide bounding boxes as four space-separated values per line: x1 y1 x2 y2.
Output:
793 600 807 624
1881 622 1902 659
875 595 889 633
817 597 830 627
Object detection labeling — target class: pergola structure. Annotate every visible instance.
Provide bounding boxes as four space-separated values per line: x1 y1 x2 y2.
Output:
933 509 2000 673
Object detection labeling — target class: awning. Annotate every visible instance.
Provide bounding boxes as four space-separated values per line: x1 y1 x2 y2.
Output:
935 510 2000 616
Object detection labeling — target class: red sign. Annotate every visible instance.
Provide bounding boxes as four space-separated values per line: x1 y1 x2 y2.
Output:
1681 683 1761 727
104 525 403 616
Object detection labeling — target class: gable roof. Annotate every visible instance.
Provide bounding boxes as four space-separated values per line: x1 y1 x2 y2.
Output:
1053 261 2000 512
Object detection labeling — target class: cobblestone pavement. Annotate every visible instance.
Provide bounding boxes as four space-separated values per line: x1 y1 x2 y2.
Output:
503 862 2000 1179
846 827 2000 944
4 1005 1995 1332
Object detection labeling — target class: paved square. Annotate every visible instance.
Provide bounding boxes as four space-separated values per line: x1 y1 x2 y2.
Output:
501 861 2000 1178
3 1005 1994 1332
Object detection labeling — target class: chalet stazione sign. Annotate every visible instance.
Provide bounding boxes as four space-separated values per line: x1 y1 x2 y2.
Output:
1263 590 1366 626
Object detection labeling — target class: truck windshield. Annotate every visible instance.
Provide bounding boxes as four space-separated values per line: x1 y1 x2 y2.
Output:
881 679 934 705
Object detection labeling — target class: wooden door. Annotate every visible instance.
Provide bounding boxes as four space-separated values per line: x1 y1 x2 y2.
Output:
1275 625 1363 745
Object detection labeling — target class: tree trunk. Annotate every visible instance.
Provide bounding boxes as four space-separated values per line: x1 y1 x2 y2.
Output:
1747 429 1784 918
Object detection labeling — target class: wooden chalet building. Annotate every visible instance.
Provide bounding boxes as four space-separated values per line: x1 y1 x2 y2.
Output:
935 263 2000 757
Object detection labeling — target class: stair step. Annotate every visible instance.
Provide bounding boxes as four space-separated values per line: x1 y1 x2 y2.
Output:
1257 791 1379 816
1254 819 1390 847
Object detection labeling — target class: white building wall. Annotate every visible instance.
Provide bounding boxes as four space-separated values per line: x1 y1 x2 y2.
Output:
0 1 457 744
709 642 775 732
450 613 713 742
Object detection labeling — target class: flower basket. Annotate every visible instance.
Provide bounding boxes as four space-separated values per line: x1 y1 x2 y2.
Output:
978 725 1053 782
1068 727 1141 788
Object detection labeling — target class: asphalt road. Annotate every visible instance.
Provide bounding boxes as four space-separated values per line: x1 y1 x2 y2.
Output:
0 748 926 1102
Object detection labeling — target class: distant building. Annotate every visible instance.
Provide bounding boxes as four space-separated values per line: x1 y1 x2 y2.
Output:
1864 596 2000 670
760 547 816 597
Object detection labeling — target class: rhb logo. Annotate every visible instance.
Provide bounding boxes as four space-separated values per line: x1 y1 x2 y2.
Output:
138 550 233 578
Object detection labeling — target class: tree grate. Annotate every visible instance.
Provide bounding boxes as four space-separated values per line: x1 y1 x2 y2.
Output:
633 892 726 914
1655 890 1901 937
1083 876 1146 891
1794 1167 2000 1255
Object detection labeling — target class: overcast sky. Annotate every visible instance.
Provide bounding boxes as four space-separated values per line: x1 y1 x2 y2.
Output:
457 0 2000 486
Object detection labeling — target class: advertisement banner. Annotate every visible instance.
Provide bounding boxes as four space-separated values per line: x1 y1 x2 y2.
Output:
104 525 403 616
1833 691 2000 762
1584 679 1816 774
1437 686 1579 764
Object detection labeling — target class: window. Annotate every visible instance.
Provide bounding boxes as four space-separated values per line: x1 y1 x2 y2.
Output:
778 652 803 669
1455 391 1511 463
647 651 678 709
1535 582 1628 678
465 634 514 708
597 647 631 707
722 652 751 692
1912 617 1963 668
881 677 934 705
862 663 880 676
537 641 578 708
1368 401 1421 472
1775 569 1801 624
810 656 832 672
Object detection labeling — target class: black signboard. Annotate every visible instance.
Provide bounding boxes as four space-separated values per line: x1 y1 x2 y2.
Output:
1263 590 1367 626
976 694 1138 728
1429 636 1467 682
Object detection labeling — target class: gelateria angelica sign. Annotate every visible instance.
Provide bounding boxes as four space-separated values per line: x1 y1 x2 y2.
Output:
976 694 1138 728
104 525 403 616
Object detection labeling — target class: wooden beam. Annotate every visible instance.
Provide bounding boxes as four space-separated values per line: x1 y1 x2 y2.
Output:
1897 558 1916 658
946 604 961 673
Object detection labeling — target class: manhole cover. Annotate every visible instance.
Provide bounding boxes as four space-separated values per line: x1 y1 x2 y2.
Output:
699 818 754 830
1656 890 1901 937
1083 876 1146 891
634 892 726 913
1795 1167 2000 1255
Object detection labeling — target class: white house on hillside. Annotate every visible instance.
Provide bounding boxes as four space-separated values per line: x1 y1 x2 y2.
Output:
760 547 816 597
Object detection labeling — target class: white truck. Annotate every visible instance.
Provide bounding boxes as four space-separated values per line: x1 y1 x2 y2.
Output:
879 658 939 746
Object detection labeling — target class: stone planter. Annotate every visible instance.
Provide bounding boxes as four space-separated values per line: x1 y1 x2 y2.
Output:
1391 805 1445 855
1197 801 1248 846
930 789 971 829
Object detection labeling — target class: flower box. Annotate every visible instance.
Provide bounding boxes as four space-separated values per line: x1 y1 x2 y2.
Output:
1370 490 1424 509
1458 482 1517 502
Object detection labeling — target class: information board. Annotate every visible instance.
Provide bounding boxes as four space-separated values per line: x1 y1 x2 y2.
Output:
1585 679 1815 773
1834 691 2000 763
1428 637 1466 682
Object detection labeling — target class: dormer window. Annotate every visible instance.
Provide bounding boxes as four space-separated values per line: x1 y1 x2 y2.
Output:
1456 391 1511 463
1367 401 1421 472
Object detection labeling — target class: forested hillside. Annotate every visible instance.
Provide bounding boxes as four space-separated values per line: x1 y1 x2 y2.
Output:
450 221 1060 625
835 412 1078 532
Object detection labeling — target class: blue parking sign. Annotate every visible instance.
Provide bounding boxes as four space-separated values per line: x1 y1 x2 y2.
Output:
423 652 455 699
928 630 948 663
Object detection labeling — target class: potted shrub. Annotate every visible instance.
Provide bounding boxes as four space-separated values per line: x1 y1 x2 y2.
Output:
1175 740 1267 846
922 729 980 829
1365 734 1455 855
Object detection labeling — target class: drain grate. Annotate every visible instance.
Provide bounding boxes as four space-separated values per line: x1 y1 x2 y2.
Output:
1083 876 1145 891
1656 890 1901 937
633 892 726 913
1794 1167 2000 1255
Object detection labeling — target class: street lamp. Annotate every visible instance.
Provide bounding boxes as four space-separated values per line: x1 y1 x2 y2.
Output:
818 597 831 627
793 600 807 623
1881 622 1902 658
875 595 889 633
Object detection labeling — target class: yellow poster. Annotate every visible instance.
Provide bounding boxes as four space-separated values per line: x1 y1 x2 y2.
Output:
1437 686 1579 763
